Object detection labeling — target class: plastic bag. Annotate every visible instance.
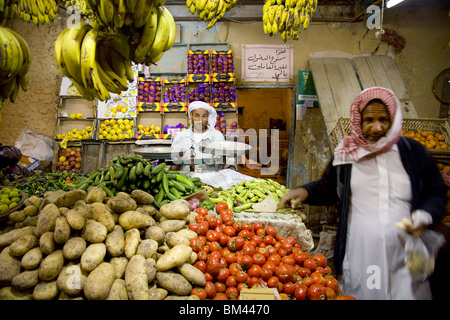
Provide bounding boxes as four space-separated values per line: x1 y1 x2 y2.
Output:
404 230 445 281
14 130 55 161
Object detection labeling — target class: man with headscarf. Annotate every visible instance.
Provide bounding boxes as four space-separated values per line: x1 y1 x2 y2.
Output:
171 101 235 172
279 87 447 300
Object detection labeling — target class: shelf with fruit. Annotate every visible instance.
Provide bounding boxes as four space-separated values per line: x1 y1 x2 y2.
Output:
187 50 210 82
55 146 83 174
54 118 95 142
136 77 163 112
97 118 136 141
162 79 188 112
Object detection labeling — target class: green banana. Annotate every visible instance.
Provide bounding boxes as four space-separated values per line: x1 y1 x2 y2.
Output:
125 0 137 13
133 0 152 28
133 3 158 63
97 42 128 92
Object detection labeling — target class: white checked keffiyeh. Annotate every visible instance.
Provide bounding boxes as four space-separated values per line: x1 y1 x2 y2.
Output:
333 87 403 165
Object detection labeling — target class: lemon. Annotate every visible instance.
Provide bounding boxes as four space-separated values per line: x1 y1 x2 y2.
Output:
69 113 76 119
98 134 104 139
125 124 132 131
111 135 118 141
0 204 8 212
86 126 93 132
9 202 17 208
1 198 11 205
1 188 11 195
150 129 155 135
127 129 134 136
110 129 116 136
105 127 111 132
117 134 124 140
123 119 130 125
72 128 78 133
137 124 144 130
155 126 161 133
119 124 125 130
104 119 110 125
76 113 83 119
112 113 116 117
111 107 117 113
124 134 130 139
150 124 155 130
100 123 106 129
116 128 123 135
110 119 116 125
112 124 118 130
80 130 87 136
106 134 112 140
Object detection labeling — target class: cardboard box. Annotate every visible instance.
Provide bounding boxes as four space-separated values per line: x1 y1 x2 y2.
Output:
239 287 280 300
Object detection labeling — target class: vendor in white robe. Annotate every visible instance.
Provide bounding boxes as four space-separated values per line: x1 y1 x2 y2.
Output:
279 87 447 300
171 101 235 172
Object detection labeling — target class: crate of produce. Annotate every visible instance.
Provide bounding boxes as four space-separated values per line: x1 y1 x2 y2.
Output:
136 112 163 140
97 118 136 141
162 79 187 111
187 83 211 103
136 77 162 111
0 186 27 225
330 117 450 156
97 96 137 118
54 118 96 141
187 50 210 80
210 50 235 76
57 96 96 119
211 82 237 111
55 145 83 174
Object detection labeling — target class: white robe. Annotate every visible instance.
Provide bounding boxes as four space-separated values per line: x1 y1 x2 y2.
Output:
339 145 432 300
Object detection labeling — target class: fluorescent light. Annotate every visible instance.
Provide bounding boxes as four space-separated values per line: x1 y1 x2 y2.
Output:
387 0 405 8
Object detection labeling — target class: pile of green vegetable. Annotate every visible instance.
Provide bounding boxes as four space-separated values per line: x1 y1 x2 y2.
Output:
0 187 22 213
11 172 82 197
208 178 291 212
75 155 203 207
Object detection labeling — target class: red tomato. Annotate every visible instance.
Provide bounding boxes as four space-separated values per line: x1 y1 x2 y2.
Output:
221 246 231 257
242 244 257 256
225 275 237 288
253 222 264 231
195 207 208 216
265 225 277 238
277 248 287 257
219 233 229 247
301 276 314 287
260 267 274 281
325 287 336 300
197 236 207 246
308 283 326 300
303 258 317 272
190 287 207 300
213 293 228 300
232 221 242 233
209 251 221 260
205 281 216 299
224 252 237 265
334 295 357 300
285 236 296 246
247 276 261 288
197 250 208 261
294 252 310 265
225 287 239 299
223 226 236 237
252 253 266 266
267 254 281 266
206 230 220 242
324 266 332 274
264 235 275 246
194 260 206 273
313 254 327 267
215 281 226 293
207 215 218 229
208 241 222 252
206 257 221 277
238 229 252 240
237 254 253 270
190 238 202 253
262 261 277 273
217 268 231 283
281 241 293 254
252 235 264 246
310 271 326 286
283 281 296 295
294 283 308 300
204 272 213 282
257 247 270 259
275 264 296 283
241 222 253 232
316 266 325 275
195 214 205 224
215 224 224 233
188 223 198 233
247 264 262 278
325 275 340 293
281 254 295 266
297 267 311 278
196 222 209 236
229 262 242 276
267 276 283 293
215 202 228 214
235 271 249 284
266 245 277 255
237 282 248 292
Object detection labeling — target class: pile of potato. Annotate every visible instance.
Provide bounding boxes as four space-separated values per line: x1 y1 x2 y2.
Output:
0 186 205 300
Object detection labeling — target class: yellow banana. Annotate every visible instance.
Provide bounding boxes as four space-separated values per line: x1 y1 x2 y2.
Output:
146 5 169 60
268 4 277 25
2 27 22 79
96 44 124 93
196 0 207 12
109 47 133 83
7 28 31 78
0 27 13 80
133 4 158 63
189 2 195 14
286 7 294 30
80 27 110 101
303 12 310 29
62 23 92 85
271 20 278 35
186 0 193 7
98 0 115 27
54 28 70 77
163 6 175 51
115 0 126 28
29 0 39 18
274 4 283 26
300 6 305 24
36 0 47 15
133 0 152 28
17 73 28 91
279 8 288 31
280 30 287 43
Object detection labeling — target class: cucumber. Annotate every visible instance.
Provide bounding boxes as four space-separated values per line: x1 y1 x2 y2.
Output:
176 175 195 189
116 167 128 190
162 174 170 195
156 170 164 182
151 162 166 175
129 166 137 181
136 162 144 176
113 163 124 179
143 163 153 176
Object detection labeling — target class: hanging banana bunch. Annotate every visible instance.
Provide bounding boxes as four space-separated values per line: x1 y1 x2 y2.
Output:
0 0 18 25
64 0 95 20
0 25 31 104
15 0 59 25
54 2 176 101
186 0 237 29
262 0 318 43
